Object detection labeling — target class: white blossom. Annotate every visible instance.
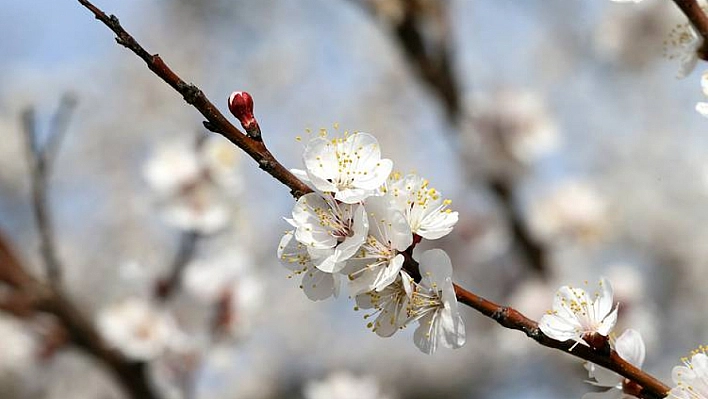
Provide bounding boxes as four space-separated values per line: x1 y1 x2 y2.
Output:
346 195 412 294
468 90 559 173
408 249 465 354
304 372 393 399
664 22 703 79
386 173 458 240
539 278 618 348
670 346 708 399
296 132 393 203
278 230 341 301
219 274 264 338
183 248 253 302
697 71 708 118
0 315 36 374
355 271 413 337
143 137 242 234
97 297 184 361
528 181 607 243
290 192 368 273
610 0 643 3
582 329 646 399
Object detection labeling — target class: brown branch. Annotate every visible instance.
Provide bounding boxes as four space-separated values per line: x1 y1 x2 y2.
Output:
673 0 708 59
77 0 310 199
74 1 670 397
0 232 159 399
21 94 77 285
453 283 669 399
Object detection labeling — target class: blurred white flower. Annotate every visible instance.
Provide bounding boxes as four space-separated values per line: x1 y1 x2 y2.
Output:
409 249 465 355
528 181 607 243
143 136 243 234
347 195 412 294
468 90 559 173
183 248 253 302
539 278 618 348
278 230 341 301
97 297 184 361
582 329 645 399
0 315 36 373
697 71 708 117
595 2 673 70
294 132 393 203
304 371 393 399
144 142 202 196
218 274 264 339
670 346 708 399
386 173 458 240
610 0 643 3
290 192 368 273
664 22 703 79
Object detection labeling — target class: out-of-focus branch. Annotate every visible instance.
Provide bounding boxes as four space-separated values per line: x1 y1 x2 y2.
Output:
21 94 77 286
75 2 670 397
0 231 159 399
673 0 708 58
156 231 199 300
358 0 461 121
355 0 548 275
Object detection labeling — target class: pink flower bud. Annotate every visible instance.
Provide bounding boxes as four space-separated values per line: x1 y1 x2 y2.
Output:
229 91 254 125
228 91 261 140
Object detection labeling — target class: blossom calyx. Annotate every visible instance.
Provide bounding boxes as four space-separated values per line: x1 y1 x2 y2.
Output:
228 91 261 140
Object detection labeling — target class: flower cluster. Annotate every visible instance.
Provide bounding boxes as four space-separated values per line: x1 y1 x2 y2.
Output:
278 131 464 354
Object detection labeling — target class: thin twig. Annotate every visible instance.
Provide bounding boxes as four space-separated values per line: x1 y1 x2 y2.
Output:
156 231 200 300
75 1 670 397
21 95 77 285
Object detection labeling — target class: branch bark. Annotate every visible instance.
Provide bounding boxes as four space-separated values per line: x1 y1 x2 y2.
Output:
74 0 670 397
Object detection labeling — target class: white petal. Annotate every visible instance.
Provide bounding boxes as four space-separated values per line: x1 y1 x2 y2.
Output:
539 313 580 342
696 102 708 118
419 249 453 289
594 277 614 321
615 329 645 367
596 306 618 336
413 312 437 354
301 269 336 301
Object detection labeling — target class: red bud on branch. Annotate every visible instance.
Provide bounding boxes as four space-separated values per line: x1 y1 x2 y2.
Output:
228 91 261 140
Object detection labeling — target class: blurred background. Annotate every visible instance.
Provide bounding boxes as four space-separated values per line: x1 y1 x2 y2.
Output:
1 0 707 398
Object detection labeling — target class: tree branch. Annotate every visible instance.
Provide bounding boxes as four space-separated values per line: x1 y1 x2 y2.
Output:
74 1 670 397
21 94 77 286
0 231 159 399
77 0 309 199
